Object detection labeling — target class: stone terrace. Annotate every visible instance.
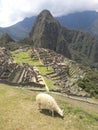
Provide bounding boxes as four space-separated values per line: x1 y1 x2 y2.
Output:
35 48 87 96
0 47 45 87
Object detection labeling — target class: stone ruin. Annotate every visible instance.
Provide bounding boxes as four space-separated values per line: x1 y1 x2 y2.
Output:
0 47 88 96
0 47 45 87
35 48 87 96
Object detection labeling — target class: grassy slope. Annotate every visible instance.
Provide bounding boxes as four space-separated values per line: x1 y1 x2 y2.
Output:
0 83 98 130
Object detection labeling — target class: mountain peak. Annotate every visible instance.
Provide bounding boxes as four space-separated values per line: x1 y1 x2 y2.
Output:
35 9 56 24
29 10 60 38
39 9 52 17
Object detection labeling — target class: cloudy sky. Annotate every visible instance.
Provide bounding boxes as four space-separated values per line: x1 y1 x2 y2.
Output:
0 0 98 27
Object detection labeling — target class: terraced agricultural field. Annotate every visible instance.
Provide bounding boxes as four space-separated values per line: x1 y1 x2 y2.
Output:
12 49 61 91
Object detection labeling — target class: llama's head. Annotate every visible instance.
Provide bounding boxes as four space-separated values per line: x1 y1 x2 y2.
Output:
58 109 64 117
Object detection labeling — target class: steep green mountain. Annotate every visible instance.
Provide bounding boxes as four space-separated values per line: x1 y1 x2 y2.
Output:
30 10 71 58
29 10 98 68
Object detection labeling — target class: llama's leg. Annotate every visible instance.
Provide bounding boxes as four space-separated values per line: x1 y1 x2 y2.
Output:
52 110 54 117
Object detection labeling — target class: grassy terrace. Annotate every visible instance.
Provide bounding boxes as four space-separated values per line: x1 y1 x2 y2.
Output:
0 83 98 130
12 49 60 90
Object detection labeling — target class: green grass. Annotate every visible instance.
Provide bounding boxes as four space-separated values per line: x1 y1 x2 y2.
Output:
13 50 32 65
0 83 98 130
44 77 60 90
12 50 60 90
64 104 98 124
37 66 52 76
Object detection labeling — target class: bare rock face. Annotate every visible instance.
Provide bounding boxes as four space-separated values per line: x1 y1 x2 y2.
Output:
29 10 71 58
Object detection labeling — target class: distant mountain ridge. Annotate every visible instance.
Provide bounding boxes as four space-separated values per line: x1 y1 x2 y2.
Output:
0 16 36 40
0 11 98 40
57 11 98 38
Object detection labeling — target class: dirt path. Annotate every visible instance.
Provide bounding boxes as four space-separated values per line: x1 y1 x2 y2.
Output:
51 92 98 113
34 49 49 92
64 95 98 113
25 87 98 114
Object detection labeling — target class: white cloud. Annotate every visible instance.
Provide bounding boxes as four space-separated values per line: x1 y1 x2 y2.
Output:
0 0 98 27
